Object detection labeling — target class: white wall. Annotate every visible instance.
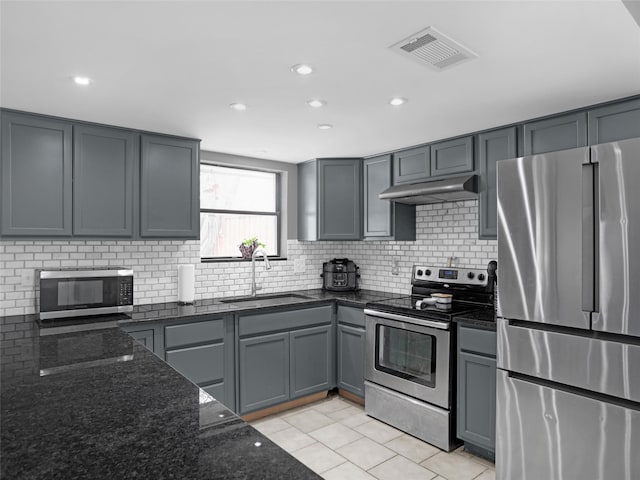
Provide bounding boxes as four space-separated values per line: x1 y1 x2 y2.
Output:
0 200 496 317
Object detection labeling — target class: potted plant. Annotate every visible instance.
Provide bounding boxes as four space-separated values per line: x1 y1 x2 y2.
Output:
239 237 265 259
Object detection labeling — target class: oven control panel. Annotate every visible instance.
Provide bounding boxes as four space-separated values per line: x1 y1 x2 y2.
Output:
412 266 488 286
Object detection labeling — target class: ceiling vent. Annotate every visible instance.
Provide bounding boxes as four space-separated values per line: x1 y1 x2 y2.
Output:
390 27 477 71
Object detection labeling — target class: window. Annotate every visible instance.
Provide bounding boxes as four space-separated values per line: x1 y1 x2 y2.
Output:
200 164 280 260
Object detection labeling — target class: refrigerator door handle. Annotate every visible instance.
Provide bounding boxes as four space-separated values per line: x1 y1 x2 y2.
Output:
581 162 595 319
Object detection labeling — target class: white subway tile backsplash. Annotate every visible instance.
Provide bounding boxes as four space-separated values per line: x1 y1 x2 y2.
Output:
0 200 496 316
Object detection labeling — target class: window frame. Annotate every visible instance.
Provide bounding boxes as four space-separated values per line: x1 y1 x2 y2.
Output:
199 163 282 262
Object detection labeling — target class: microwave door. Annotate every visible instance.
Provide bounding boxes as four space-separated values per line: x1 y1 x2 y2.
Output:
592 137 640 337
497 147 591 329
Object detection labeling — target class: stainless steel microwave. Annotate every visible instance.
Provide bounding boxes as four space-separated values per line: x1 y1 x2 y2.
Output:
39 268 134 320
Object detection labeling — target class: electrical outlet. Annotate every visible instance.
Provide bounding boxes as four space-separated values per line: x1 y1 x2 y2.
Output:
293 258 306 274
391 259 400 275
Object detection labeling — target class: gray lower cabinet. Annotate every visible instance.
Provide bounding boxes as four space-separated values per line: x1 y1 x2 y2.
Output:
523 112 587 155
237 305 334 414
457 324 496 461
336 305 365 398
430 136 474 177
140 134 200 238
290 325 333 398
73 125 136 237
163 316 234 408
363 155 415 240
393 145 430 185
477 127 517 240
239 332 290 413
298 158 362 241
1 111 73 237
127 329 155 351
587 98 640 145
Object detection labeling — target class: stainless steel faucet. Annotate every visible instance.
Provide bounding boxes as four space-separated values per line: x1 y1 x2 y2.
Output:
250 248 271 296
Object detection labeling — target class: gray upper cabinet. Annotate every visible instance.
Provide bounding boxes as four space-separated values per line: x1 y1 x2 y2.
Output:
298 158 362 241
73 125 136 237
523 112 587 155
430 136 474 177
477 127 517 240
588 98 640 145
393 146 430 185
363 155 415 240
1 111 73 237
140 134 200 238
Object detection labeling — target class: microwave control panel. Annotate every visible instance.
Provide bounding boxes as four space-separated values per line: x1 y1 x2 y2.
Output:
118 277 134 305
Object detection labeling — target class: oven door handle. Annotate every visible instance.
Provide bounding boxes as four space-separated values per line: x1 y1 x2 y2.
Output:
364 309 450 330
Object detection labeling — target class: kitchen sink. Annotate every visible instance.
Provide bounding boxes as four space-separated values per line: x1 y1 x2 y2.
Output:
219 293 312 307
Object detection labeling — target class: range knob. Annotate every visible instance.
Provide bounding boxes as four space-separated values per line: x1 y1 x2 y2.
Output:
467 272 475 280
424 269 431 276
478 273 486 281
416 269 423 277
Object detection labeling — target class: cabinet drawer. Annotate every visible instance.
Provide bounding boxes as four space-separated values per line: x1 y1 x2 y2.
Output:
337 306 365 328
201 382 225 401
459 325 496 357
165 319 225 348
238 305 332 337
165 343 224 385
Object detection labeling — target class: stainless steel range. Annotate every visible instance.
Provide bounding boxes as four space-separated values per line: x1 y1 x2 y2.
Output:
364 263 496 451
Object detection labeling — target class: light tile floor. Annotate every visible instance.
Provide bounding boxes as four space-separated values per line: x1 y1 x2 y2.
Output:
250 395 495 480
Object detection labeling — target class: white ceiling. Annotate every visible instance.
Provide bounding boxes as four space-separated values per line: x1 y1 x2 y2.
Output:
2 1 639 163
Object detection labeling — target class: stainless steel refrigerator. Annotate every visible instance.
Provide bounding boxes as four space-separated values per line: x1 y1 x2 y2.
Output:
496 137 640 480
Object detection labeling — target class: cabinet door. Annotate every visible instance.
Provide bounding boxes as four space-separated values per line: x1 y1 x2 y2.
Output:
393 146 430 185
477 127 517 239
588 98 640 145
166 343 225 386
127 329 155 352
318 159 362 240
238 332 290 413
430 136 474 177
457 351 496 455
73 125 136 237
1 112 72 236
290 325 334 398
140 134 199 238
363 155 392 237
337 324 365 398
523 112 587 155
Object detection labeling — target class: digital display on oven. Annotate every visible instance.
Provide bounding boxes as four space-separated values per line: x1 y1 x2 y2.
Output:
439 269 458 280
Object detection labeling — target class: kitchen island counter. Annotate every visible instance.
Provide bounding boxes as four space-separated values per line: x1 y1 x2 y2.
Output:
0 316 321 479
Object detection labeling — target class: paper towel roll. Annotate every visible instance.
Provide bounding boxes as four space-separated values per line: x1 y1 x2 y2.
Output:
178 264 195 304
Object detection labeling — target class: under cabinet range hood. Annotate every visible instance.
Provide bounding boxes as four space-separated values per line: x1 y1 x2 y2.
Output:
378 174 478 204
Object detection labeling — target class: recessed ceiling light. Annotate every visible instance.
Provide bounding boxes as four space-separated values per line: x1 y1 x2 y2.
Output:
229 103 248 111
291 64 314 75
389 97 408 106
73 76 91 86
307 99 326 108
317 124 333 130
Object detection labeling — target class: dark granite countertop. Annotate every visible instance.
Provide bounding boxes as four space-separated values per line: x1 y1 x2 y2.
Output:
122 288 394 325
1 288 397 479
0 318 322 479
453 307 497 330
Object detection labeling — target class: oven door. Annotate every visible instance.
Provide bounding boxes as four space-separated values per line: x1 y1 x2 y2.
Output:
364 309 451 409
